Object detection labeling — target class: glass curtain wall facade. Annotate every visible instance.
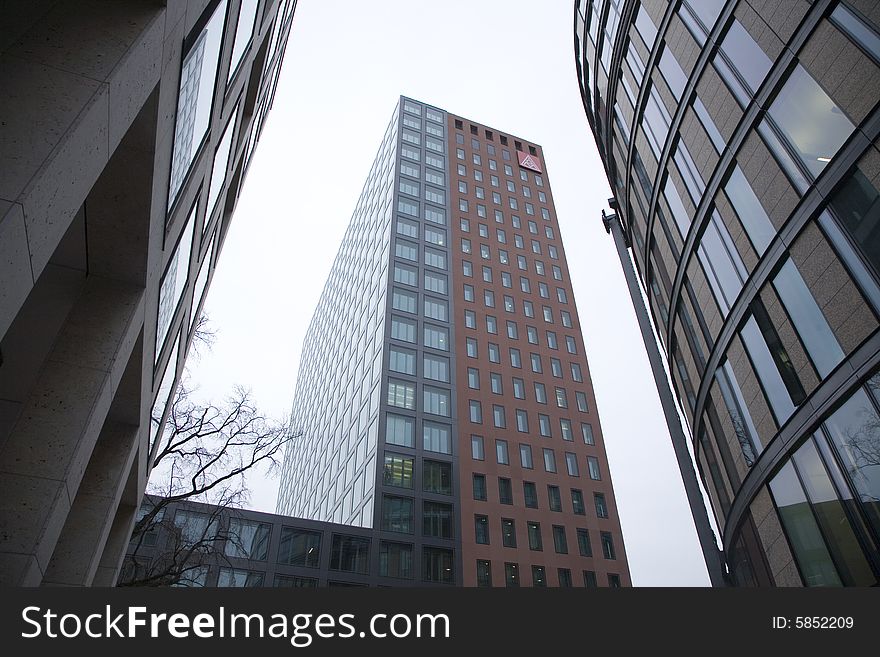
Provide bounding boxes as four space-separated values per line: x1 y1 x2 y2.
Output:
278 96 631 586
0 0 295 586
575 0 880 585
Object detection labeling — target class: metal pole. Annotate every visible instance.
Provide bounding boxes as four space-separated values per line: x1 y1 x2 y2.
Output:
603 209 727 587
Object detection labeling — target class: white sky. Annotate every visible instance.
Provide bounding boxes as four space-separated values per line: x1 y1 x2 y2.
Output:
184 0 712 586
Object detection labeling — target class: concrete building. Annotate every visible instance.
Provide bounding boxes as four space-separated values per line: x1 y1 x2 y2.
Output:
574 0 880 585
277 97 631 587
0 0 296 586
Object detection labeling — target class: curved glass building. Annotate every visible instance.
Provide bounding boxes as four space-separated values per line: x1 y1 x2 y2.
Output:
575 0 880 585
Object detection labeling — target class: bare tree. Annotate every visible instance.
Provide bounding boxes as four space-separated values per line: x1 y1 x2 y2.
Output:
119 316 296 586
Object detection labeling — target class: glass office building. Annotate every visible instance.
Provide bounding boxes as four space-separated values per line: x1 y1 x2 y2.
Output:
575 0 880 585
278 97 632 587
0 0 295 586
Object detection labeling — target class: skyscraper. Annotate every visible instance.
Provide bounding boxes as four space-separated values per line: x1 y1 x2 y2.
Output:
278 96 631 587
0 0 295 586
575 0 880 586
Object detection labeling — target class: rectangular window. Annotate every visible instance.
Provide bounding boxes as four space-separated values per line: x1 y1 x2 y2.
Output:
424 247 447 269
493 405 506 429
595 493 609 518
394 263 417 286
515 409 529 433
504 563 520 587
524 482 538 508
496 439 509 465
490 372 503 394
330 535 370 574
557 568 573 587
477 560 492 587
381 495 414 534
548 485 562 512
543 448 557 473
471 435 485 461
469 400 482 423
501 518 517 547
423 420 451 453
423 460 451 495
577 528 593 557
383 452 414 489
519 443 533 469
423 297 448 321
588 456 601 480
565 453 579 477
379 542 413 579
392 287 416 313
385 413 414 447
499 477 513 504
467 367 480 389
387 379 415 409
423 353 449 382
467 337 478 358
225 519 270 561
423 501 453 538
395 240 418 262
538 414 551 437
532 566 547 587
277 528 321 567
552 525 568 554
473 473 487 500
581 423 595 445
527 522 543 551
423 547 454 584
389 346 416 375
475 515 490 544
424 324 449 351
601 532 616 559
513 378 525 399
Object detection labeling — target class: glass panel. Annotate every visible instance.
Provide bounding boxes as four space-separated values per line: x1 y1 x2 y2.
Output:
829 168 880 276
227 0 259 82
206 106 238 218
768 65 855 179
168 0 229 209
156 203 196 362
724 166 775 254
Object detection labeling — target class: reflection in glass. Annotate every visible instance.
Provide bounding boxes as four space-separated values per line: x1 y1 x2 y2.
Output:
772 257 844 378
829 168 880 277
724 166 775 254
227 0 259 82
206 107 239 219
168 0 228 210
225 518 270 560
768 65 854 179
156 203 196 363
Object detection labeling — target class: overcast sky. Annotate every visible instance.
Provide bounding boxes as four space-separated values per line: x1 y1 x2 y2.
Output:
184 0 712 586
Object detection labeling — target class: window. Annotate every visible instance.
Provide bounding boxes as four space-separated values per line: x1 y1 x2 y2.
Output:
538 414 551 437
464 308 476 329
423 420 451 453
513 378 525 399
552 526 568 554
581 423 595 445
486 315 497 334
524 482 538 508
423 501 453 539
466 337 478 358
395 241 418 262
394 263 417 286
387 379 415 409
386 413 414 447
538 282 549 298
480 244 491 260
469 400 482 423
397 218 419 238
490 372 503 394
424 247 447 269
379 542 413 579
383 452 414 489
601 532 616 559
504 296 515 313
424 225 446 246
535 383 547 404
550 358 562 377
389 346 416 375
463 284 475 301
515 409 529 433
400 179 419 197
423 547 454 584
509 348 521 368
420 323 447 351
225 519 270 560
576 391 589 413
543 306 553 323
330 535 370 574
501 519 517 547
382 495 413 534
488 343 500 363
424 270 447 294
493 405 506 429
520 276 531 293
555 387 568 408
560 419 573 441
595 493 609 518
392 287 416 313
548 485 562 512
532 566 547 587
588 456 601 480
477 560 492 587
519 443 533 469
530 353 542 373
277 528 321 567
423 297 448 321
471 435 485 461
274 575 317 588
498 477 513 504
543 448 557 473
467 367 480 389
768 64 854 179
557 288 568 304
561 311 572 328
473 473 487 500
504 563 520 587
571 489 585 515
475 515 490 544
495 438 509 464
462 260 473 277
484 289 495 307
527 326 538 344
571 363 583 382
168 0 227 210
